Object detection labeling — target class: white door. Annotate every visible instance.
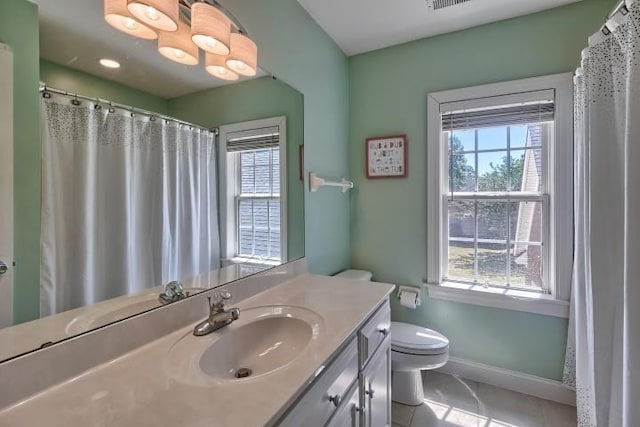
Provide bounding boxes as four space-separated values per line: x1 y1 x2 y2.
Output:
0 43 14 328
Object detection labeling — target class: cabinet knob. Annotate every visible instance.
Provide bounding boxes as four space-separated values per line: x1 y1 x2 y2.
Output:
378 327 389 336
354 405 363 413
329 394 342 408
365 388 375 399
0 261 7 275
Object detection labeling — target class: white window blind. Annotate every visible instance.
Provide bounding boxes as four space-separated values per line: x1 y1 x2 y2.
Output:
442 101 555 131
226 126 279 152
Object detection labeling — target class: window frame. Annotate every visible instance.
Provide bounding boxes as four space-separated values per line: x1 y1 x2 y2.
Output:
426 74 573 317
219 116 288 265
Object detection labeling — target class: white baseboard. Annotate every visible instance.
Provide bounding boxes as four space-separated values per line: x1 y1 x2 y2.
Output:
436 357 576 407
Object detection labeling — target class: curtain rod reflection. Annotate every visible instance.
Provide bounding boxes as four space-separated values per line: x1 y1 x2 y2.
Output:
39 84 218 134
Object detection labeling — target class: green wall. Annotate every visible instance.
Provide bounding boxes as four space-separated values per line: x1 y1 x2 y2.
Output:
225 0 351 275
40 60 170 114
0 0 41 324
169 77 305 260
348 0 615 380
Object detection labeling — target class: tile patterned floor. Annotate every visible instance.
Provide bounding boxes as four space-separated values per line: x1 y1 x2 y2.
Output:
392 371 577 427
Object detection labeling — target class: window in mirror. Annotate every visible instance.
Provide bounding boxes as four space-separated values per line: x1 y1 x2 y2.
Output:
220 117 287 266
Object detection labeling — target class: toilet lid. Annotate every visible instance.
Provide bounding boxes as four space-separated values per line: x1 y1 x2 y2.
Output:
390 322 449 355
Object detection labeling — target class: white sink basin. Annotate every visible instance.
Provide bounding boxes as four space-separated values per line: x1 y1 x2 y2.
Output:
166 305 323 386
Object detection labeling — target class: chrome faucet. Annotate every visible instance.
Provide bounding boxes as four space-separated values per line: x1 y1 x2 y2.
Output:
193 291 240 336
159 281 186 305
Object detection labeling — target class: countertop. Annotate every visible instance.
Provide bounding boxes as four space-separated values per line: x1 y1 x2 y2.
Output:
0 263 271 362
0 274 394 427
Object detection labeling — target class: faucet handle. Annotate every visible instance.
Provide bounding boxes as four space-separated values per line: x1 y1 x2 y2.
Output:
207 291 232 313
164 281 184 297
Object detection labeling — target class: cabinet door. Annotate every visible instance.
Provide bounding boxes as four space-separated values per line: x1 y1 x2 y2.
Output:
326 381 361 427
362 338 391 427
277 339 358 427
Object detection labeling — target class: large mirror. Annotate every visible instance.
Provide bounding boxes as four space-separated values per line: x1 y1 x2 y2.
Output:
0 0 304 362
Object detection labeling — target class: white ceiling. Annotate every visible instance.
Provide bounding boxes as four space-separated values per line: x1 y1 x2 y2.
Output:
35 0 264 99
297 0 583 56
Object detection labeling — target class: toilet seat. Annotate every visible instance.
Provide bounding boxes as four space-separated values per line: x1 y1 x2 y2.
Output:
390 322 449 355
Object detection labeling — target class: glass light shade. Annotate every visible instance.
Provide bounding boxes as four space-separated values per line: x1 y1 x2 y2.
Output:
105 0 158 39
158 20 199 65
127 0 178 32
205 53 238 81
226 33 257 76
191 2 231 56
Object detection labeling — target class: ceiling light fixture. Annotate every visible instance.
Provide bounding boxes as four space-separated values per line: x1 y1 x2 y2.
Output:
158 19 199 65
191 2 231 55
205 52 238 81
99 58 122 69
127 0 179 32
226 33 257 76
105 0 257 81
104 0 158 40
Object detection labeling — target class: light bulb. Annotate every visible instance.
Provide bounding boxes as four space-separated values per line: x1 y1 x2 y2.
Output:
123 17 138 30
144 6 159 21
227 59 246 71
204 37 217 49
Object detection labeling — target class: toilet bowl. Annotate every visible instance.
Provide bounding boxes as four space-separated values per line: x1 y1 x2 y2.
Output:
390 321 449 406
334 270 450 406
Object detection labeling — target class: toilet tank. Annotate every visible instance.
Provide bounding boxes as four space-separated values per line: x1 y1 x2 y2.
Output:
334 269 373 281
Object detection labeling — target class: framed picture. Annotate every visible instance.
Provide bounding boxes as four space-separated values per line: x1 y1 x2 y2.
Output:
366 135 408 179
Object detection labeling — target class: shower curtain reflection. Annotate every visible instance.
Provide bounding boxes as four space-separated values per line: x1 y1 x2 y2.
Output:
40 93 220 316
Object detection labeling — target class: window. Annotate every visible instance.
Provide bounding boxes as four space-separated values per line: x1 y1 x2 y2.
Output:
426 75 573 317
237 147 281 260
219 117 287 265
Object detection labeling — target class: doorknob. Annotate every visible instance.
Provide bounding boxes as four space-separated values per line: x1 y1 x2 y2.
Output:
0 261 8 275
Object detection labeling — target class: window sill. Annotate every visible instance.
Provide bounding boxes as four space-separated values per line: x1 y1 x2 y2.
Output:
228 257 281 267
425 282 569 318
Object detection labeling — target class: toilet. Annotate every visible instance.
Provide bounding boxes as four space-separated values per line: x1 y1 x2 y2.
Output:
334 270 450 406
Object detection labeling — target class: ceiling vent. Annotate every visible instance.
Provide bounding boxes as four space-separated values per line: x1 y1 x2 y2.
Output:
428 0 473 10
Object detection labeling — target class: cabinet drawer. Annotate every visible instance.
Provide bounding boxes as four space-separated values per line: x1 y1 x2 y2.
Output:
326 380 360 427
278 338 358 427
358 302 391 369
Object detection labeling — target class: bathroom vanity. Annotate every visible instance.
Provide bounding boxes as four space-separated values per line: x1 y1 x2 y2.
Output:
0 265 394 426
279 301 391 427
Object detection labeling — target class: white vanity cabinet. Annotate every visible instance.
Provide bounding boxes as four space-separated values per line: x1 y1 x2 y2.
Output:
360 339 391 427
278 338 359 427
276 300 391 427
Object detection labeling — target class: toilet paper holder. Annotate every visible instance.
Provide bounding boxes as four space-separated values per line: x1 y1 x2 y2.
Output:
396 286 421 307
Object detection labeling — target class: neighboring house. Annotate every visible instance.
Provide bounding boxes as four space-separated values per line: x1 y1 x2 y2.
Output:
513 124 544 287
